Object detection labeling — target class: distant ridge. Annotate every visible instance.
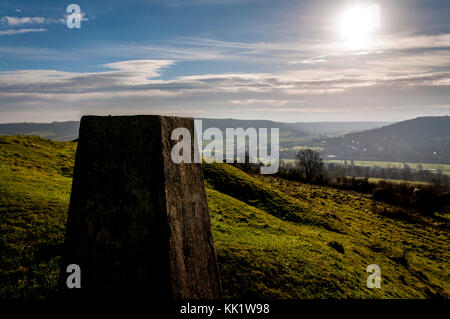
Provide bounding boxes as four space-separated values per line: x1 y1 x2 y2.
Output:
286 121 391 136
0 121 80 141
310 116 450 164
0 118 390 141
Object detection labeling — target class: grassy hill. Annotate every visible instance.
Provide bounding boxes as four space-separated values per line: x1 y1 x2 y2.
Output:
0 136 449 299
309 116 450 164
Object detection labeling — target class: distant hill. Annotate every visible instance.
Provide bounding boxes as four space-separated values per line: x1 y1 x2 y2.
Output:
199 118 309 138
0 121 80 141
288 121 390 136
0 118 389 142
309 116 450 164
2 117 446 164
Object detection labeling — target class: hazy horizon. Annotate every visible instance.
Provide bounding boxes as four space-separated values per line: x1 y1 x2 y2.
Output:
1 113 449 125
4 114 436 125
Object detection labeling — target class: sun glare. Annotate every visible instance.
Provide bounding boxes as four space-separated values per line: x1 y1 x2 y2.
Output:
339 3 381 50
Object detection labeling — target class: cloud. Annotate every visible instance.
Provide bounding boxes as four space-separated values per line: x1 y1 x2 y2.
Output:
295 55 328 65
1 30 449 94
229 99 292 106
2 31 448 64
103 60 175 78
0 29 449 122
154 0 255 7
0 56 448 99
1 13 89 27
380 33 450 51
0 60 175 92
1 16 47 26
0 28 47 36
158 33 450 67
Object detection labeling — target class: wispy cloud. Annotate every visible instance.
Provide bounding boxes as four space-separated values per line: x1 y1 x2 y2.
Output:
0 60 174 90
1 12 89 27
155 0 256 7
0 28 47 36
295 55 328 65
163 32 450 67
0 56 448 98
229 99 292 107
0 16 61 26
1 16 45 26
0 29 449 121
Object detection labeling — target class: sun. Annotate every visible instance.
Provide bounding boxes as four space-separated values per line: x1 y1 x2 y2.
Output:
339 3 381 50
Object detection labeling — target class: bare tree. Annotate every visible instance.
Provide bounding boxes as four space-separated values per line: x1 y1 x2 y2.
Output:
296 149 323 181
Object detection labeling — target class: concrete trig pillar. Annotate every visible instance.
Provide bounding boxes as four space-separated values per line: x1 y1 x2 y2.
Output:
60 115 222 299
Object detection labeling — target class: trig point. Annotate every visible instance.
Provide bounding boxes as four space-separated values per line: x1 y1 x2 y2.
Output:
60 115 222 299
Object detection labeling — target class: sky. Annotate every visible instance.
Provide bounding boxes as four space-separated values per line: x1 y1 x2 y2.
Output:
0 0 449 123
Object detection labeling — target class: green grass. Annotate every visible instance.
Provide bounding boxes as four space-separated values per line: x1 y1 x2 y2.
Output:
1 136 449 299
0 136 75 298
203 162 334 228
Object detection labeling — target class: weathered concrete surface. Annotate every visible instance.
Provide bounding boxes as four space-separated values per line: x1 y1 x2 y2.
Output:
60 115 222 299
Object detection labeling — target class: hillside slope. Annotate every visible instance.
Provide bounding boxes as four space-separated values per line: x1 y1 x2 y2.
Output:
0 136 448 298
310 116 450 164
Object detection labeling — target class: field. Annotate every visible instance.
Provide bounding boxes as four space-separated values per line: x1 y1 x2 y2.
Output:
366 178 430 186
280 145 324 152
282 158 450 176
324 160 450 175
0 136 449 299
